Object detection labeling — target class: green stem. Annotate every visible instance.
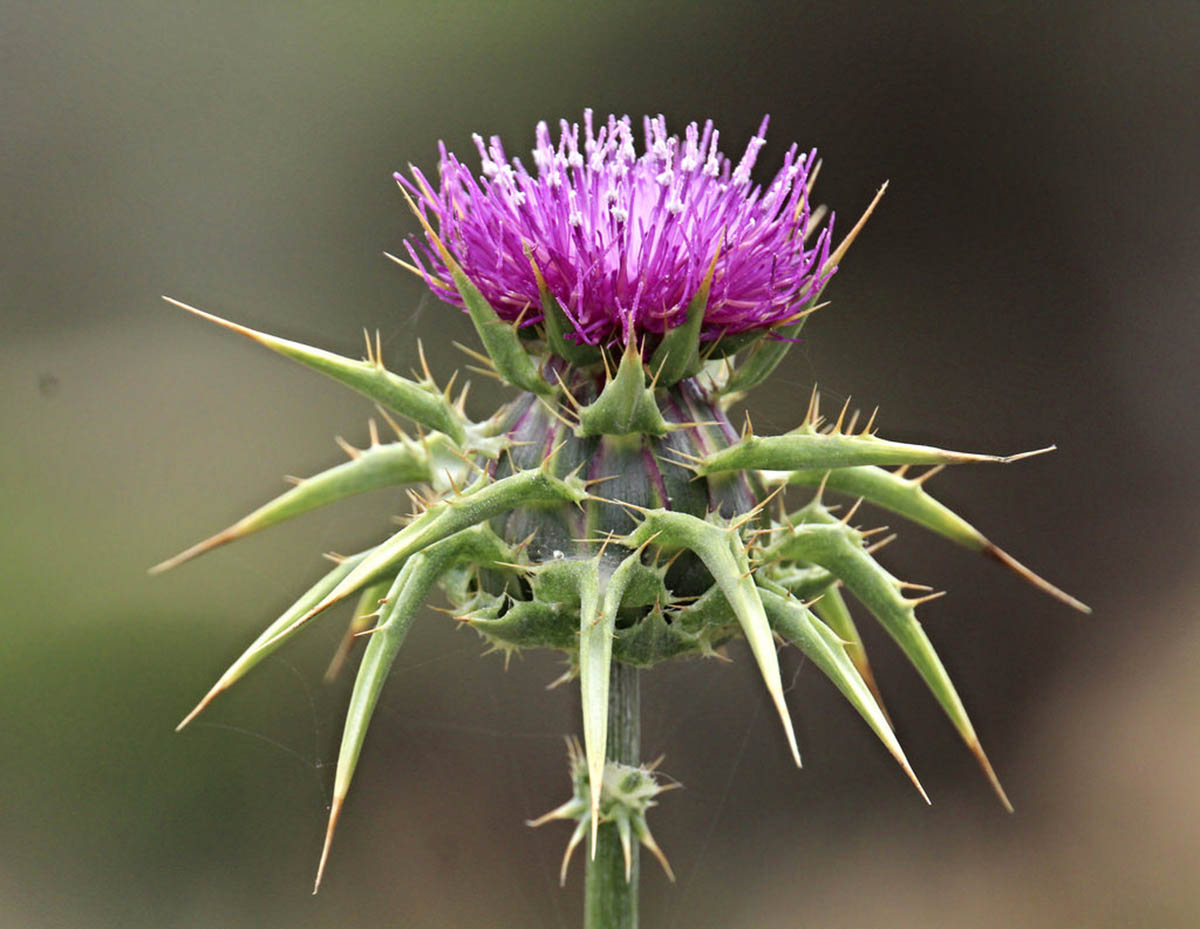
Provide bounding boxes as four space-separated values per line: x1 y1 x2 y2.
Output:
584 661 639 929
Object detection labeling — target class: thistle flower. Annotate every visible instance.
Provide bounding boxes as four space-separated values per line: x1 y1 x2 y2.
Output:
157 112 1088 927
399 112 833 347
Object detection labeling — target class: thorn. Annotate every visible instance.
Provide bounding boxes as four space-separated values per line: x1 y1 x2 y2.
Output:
832 396 852 434
864 533 897 554
894 464 911 478
662 447 703 464
631 529 664 559
911 464 945 486
588 495 649 517
748 484 786 518
898 581 935 592
660 548 685 573
352 621 387 638
845 409 860 435
649 349 670 390
908 590 947 607
730 486 785 533
582 474 620 489
536 395 577 430
772 300 829 328
445 444 486 477
161 296 274 346
803 203 828 242
969 738 1014 813
862 406 879 435
453 340 498 371
858 525 891 539
464 363 504 382
323 621 358 682
544 438 570 467
149 522 247 574
283 474 304 486
322 551 348 565
588 535 609 564
313 793 344 894
666 419 724 431
524 796 583 829
803 384 820 427
546 666 576 690
595 532 616 560
799 592 828 611
637 328 649 366
367 418 380 448
814 469 832 503
559 820 588 885
491 560 533 573
983 544 1092 613
639 827 676 882
362 327 375 366
512 300 533 331
698 329 725 363
741 411 754 440
442 368 459 401
374 404 408 441
397 182 465 284
552 370 582 410
455 380 471 414
599 345 613 381
417 339 433 383
655 451 702 475
1001 445 1057 463
805 157 823 197
175 680 226 731
708 644 733 663
839 496 864 526
383 250 437 283
820 180 888 277
728 510 758 534
335 435 361 460
619 818 634 881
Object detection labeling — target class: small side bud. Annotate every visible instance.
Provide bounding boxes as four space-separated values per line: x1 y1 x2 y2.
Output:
530 738 677 884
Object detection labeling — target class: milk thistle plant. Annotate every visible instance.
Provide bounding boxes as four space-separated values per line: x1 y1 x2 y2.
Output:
158 111 1088 928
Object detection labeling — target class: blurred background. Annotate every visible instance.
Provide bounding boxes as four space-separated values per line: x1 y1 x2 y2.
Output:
3 2 1197 927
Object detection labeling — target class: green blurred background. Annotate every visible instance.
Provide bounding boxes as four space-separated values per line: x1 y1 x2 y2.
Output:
4 2 1197 927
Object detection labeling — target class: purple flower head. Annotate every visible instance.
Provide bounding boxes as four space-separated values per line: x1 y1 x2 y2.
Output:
399 111 836 349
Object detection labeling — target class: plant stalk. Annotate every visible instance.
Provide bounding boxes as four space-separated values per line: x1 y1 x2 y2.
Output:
584 661 640 929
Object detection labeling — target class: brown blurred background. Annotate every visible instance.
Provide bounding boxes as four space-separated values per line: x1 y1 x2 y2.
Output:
3 2 1197 927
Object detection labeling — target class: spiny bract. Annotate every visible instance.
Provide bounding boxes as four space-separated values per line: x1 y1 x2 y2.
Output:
157 111 1088 893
